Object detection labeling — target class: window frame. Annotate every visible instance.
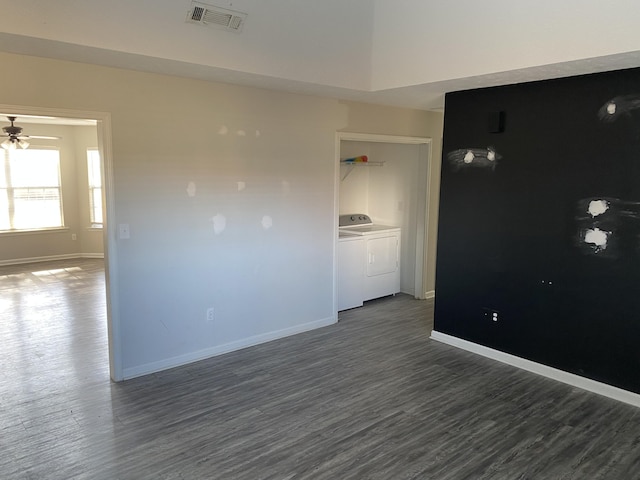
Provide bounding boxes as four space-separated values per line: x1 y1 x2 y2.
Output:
86 148 103 228
0 146 65 233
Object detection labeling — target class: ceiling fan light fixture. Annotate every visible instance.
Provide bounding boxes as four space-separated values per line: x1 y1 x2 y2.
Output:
1 116 31 150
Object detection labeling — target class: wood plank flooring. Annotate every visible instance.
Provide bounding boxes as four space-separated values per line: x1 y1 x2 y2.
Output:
1 259 640 479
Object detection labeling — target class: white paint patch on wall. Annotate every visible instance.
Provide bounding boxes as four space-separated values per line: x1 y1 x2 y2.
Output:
237 130 246 137
218 125 228 135
584 227 608 249
186 181 196 198
261 215 273 230
588 199 608 217
463 150 474 163
237 181 246 192
211 214 227 235
448 147 502 171
255 130 261 137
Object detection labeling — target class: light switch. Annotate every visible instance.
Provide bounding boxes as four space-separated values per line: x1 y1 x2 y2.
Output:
119 223 130 240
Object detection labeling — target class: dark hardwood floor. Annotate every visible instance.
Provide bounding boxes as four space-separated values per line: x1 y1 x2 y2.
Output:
1 259 640 479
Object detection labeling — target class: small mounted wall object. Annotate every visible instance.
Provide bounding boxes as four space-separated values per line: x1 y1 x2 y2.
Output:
488 111 505 133
342 155 368 163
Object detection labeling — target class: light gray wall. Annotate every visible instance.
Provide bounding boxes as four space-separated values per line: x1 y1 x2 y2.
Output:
0 51 443 379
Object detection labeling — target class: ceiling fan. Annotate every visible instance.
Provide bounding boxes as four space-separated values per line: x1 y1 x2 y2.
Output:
1 116 60 150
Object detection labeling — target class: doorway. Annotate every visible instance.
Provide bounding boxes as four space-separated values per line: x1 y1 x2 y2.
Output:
0 104 120 381
335 132 433 311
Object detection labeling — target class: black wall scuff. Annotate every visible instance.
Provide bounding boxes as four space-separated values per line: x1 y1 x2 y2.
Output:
435 67 640 394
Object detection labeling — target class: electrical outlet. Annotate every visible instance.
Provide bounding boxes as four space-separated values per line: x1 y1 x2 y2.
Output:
206 307 214 322
71 233 77 241
118 223 130 239
483 308 500 322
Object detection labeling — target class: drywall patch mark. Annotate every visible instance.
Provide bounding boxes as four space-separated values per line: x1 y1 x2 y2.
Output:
447 147 502 171
261 215 273 230
255 130 261 137
588 199 609 217
237 181 246 192
584 228 609 252
211 214 227 235
575 197 623 258
237 130 246 137
186 181 197 198
218 125 228 135
463 150 474 163
598 95 640 122
576 197 640 223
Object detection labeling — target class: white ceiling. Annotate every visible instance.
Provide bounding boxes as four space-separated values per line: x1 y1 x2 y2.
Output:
1 0 640 112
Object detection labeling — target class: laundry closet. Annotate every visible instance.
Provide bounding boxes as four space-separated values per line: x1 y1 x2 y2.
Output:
336 133 431 311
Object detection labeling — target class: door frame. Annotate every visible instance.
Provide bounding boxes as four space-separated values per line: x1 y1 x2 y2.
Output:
334 132 433 313
0 103 122 381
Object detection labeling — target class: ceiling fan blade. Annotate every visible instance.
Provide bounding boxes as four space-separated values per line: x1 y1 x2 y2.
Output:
20 135 61 140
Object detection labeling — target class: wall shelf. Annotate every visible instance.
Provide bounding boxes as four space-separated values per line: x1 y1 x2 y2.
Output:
340 160 385 181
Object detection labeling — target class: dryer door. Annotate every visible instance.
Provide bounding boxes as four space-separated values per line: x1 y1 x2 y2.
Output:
366 235 398 277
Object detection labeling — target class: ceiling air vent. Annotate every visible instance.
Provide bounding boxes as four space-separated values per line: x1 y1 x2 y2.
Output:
186 2 247 33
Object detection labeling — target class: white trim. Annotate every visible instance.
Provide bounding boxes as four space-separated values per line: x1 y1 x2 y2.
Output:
0 253 78 266
96 113 123 382
81 253 104 259
0 253 105 266
430 331 640 408
425 290 435 300
333 133 341 316
413 141 433 300
338 132 431 145
123 316 337 380
0 227 70 237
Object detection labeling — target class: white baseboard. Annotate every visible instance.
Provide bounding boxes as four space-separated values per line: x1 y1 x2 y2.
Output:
123 316 337 380
0 253 104 266
430 330 640 408
81 253 105 259
425 290 435 299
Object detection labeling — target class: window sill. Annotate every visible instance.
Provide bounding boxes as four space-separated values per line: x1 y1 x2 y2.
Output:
0 227 70 238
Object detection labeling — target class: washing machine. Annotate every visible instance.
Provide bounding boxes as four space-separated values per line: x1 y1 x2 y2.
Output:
338 214 401 304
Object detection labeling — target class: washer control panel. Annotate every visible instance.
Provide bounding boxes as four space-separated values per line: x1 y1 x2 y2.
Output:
339 213 372 227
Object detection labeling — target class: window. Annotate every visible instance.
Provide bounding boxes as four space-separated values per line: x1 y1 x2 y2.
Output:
0 148 64 231
87 149 103 227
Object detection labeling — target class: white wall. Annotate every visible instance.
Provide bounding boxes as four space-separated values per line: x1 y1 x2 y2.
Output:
0 52 443 379
339 141 371 215
371 0 640 89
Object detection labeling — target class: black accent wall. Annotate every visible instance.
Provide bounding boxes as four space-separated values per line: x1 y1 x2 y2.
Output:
435 67 640 394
